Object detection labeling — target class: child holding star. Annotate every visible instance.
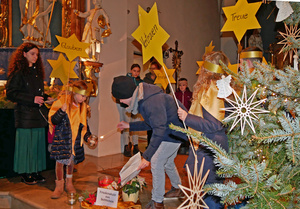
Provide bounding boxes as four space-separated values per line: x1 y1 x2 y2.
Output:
49 80 95 199
177 51 235 208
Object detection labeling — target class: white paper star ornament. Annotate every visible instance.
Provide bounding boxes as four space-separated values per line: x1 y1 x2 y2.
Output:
222 85 269 135
178 158 209 209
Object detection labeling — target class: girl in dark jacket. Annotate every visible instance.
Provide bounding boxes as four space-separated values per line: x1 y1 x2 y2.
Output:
48 80 94 199
6 42 51 185
177 51 232 209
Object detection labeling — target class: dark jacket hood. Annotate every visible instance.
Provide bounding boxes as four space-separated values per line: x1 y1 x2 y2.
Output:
142 83 163 101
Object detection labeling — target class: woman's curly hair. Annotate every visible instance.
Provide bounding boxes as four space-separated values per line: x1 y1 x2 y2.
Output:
192 51 229 101
7 42 45 79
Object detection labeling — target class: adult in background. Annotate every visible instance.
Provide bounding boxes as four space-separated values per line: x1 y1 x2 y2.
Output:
6 42 52 184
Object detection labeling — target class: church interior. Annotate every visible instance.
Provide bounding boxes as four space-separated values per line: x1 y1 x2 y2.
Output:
0 0 299 209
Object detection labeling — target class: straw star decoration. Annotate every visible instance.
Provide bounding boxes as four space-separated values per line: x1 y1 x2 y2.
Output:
178 158 209 209
278 23 300 62
222 85 269 135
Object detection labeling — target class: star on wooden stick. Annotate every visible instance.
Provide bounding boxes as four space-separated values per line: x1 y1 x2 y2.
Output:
131 3 170 65
178 158 209 209
278 23 300 62
48 54 78 85
221 0 261 42
54 34 90 61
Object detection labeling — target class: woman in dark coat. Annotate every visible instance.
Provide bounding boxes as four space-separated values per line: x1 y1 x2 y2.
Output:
6 42 51 185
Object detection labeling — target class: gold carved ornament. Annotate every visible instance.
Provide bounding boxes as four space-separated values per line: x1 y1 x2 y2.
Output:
0 2 8 46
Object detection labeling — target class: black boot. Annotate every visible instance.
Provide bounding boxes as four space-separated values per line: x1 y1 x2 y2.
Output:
133 144 142 155
32 172 46 183
21 173 37 185
123 145 132 157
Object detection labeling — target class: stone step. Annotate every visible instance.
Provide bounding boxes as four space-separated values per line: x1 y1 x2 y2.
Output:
0 191 11 209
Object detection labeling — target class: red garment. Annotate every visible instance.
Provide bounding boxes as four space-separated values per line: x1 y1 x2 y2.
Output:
175 88 193 110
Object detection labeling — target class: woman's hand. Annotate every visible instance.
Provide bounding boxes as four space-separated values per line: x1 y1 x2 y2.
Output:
137 158 150 170
178 107 188 122
34 96 44 106
117 121 129 131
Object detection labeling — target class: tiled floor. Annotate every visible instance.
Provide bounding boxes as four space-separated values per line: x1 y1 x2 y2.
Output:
0 139 190 209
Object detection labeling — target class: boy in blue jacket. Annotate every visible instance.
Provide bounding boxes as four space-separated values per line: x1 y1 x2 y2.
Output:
112 76 187 209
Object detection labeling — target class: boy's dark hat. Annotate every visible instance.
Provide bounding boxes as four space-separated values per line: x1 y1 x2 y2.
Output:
112 76 136 99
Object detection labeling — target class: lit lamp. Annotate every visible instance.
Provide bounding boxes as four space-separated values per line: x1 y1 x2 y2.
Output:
86 134 98 149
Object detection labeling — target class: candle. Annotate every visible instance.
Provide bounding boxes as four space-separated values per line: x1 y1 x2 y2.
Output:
98 175 114 187
99 129 118 140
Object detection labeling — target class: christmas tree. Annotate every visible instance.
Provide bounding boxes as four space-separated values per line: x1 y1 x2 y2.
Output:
171 3 299 208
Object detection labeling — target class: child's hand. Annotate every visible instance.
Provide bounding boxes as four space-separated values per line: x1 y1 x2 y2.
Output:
61 103 67 112
178 107 188 122
137 158 150 170
117 121 129 131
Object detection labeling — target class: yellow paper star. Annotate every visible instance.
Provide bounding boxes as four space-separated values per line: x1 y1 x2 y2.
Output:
205 41 215 54
131 3 170 66
48 54 78 85
154 64 175 89
228 62 239 74
262 57 268 65
221 0 262 42
53 34 90 61
196 61 204 75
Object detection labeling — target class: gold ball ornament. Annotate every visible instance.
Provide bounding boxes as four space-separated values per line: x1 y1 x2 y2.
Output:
86 134 98 149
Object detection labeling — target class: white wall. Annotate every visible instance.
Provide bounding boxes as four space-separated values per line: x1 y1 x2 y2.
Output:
221 0 239 64
85 0 128 156
85 0 223 157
